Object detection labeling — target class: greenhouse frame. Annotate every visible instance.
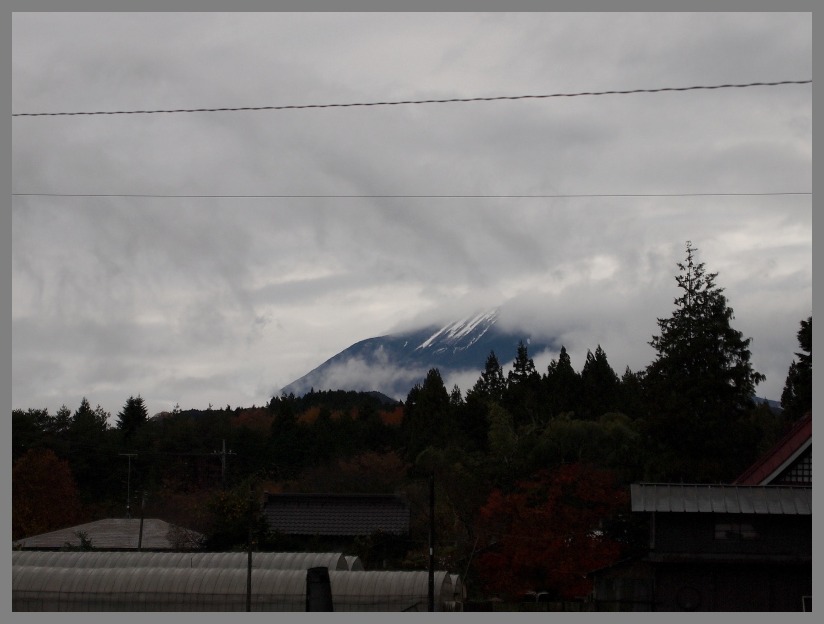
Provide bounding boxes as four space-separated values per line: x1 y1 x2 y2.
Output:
13 550 357 571
13 551 457 611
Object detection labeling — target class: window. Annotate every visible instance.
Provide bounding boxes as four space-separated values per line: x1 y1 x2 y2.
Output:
776 449 811 485
714 522 758 541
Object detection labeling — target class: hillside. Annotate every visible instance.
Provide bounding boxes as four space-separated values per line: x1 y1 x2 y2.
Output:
279 309 559 399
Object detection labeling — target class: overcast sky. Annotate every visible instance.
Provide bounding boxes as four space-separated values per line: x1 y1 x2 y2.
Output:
12 12 811 420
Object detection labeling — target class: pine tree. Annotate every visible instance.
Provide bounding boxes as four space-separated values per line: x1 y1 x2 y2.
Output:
780 316 812 421
580 345 619 420
544 346 581 418
507 341 539 386
467 351 507 404
505 341 543 427
461 353 506 453
449 384 464 407
66 398 116 501
402 368 453 460
53 404 72 435
617 367 645 420
643 242 765 482
116 395 148 443
71 397 109 435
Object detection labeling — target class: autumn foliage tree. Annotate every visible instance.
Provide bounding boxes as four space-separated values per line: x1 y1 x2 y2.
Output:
291 450 410 493
474 463 627 600
13 448 84 540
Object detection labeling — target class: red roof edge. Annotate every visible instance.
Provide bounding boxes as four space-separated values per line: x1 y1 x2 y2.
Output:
733 411 811 485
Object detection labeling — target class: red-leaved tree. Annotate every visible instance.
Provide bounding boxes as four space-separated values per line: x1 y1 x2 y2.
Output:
474 462 628 600
13 448 84 540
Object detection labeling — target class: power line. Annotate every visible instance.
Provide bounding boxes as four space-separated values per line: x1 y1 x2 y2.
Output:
11 80 811 117
11 192 811 199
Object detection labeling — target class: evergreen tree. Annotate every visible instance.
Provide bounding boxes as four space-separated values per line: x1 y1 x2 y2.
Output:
617 367 645 420
780 316 812 421
70 397 109 435
449 384 464 407
543 346 581 418
507 341 539 386
268 394 308 479
402 368 453 461
643 242 765 482
53 404 72 435
467 351 507 403
580 345 619 420
12 408 52 462
307 405 334 464
460 351 509 454
505 341 543 427
486 403 521 483
66 398 118 502
116 395 148 443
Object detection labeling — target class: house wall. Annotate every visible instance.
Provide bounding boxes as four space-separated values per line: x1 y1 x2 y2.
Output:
648 511 812 611
589 560 655 611
652 561 811 611
652 513 811 557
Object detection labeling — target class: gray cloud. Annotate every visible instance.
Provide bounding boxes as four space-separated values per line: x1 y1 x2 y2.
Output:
12 13 811 418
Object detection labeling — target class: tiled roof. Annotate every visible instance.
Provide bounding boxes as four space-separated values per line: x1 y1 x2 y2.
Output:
13 518 203 550
630 483 812 515
262 493 410 536
734 411 812 485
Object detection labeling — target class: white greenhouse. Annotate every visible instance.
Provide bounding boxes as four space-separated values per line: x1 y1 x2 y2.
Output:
13 550 355 571
13 553 456 612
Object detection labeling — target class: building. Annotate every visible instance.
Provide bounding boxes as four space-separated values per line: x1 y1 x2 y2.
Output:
12 518 202 551
261 492 411 564
12 551 457 611
589 412 812 612
262 492 410 538
734 411 812 486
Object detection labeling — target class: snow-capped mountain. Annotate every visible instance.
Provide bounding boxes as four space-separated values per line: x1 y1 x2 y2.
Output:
279 308 559 400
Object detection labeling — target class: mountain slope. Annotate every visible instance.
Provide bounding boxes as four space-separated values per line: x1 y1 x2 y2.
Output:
280 309 558 400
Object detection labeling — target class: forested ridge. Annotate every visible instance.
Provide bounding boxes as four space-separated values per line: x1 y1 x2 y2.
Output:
12 243 811 601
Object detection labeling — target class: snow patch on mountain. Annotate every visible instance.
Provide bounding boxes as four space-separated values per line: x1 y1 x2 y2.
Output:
416 308 499 350
279 306 555 399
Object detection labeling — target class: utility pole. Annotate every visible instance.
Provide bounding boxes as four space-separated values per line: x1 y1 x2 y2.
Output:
246 487 255 612
428 471 435 612
138 491 146 551
213 440 235 489
119 453 137 518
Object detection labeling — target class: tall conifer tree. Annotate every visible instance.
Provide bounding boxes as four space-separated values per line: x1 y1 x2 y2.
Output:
643 242 765 481
580 345 619 419
780 316 812 421
544 346 581 418
116 395 148 443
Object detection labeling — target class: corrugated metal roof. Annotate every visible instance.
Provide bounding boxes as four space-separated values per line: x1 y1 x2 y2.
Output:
12 518 203 550
630 484 812 515
13 551 351 571
262 493 410 536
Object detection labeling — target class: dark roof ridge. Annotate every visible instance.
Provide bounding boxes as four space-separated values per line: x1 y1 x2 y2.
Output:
634 482 811 489
264 492 406 499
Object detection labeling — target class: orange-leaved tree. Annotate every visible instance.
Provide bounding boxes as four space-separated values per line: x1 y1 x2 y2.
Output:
474 462 628 600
